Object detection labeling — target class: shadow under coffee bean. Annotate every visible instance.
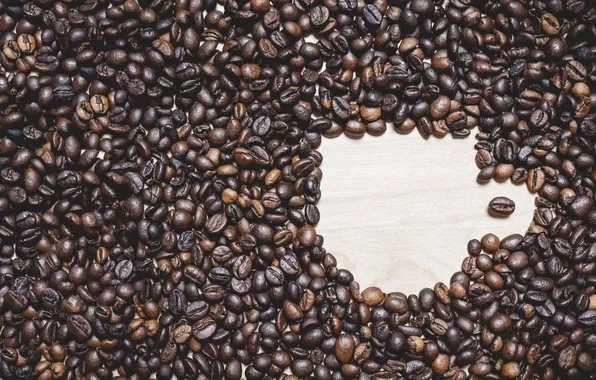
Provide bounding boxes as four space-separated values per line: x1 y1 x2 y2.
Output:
0 0 595 380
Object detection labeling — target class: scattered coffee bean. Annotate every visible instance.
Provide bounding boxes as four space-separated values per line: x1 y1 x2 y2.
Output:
488 196 516 217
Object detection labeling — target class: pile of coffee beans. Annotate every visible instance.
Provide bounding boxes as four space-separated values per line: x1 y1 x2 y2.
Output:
0 0 595 379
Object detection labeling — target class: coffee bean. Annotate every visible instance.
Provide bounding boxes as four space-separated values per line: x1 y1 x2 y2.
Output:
477 165 496 182
3 40 20 60
406 336 425 353
362 287 384 306
17 34 35 54
488 196 516 217
345 120 366 139
566 60 587 81
410 0 434 14
489 314 512 333
366 120 387 136
206 214 227 234
90 94 108 115
430 96 450 119
362 5 382 27
432 353 449 375
173 324 192 344
192 318 217 340
338 0 357 12
66 315 92 341
527 168 545 192
558 346 577 370
541 13 560 35
511 168 528 185
579 310 596 327
335 335 355 363
332 97 351 120
76 101 94 120
569 195 593 218
475 150 493 169
310 6 329 28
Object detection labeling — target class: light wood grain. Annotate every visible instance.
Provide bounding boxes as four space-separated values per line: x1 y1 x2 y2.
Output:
317 130 536 296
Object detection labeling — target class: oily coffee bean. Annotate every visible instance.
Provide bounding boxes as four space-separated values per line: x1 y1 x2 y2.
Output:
363 5 382 27
488 196 516 217
310 6 329 28
527 168 546 192
332 97 351 120
66 315 92 341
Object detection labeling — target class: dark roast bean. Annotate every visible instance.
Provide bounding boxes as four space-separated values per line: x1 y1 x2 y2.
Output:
488 196 516 217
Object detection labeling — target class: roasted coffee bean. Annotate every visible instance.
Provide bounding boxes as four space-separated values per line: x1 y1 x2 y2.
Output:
488 196 516 217
527 168 545 192
335 335 355 363
541 13 560 35
3 40 20 59
475 150 493 169
310 6 329 28
17 34 35 54
332 97 351 120
76 101 94 120
362 5 382 27
66 315 92 341
90 95 109 115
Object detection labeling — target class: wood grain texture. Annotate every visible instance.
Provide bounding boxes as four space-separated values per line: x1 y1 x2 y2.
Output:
317 131 536 295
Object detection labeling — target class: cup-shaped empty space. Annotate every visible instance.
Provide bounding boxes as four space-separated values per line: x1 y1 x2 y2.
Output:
317 131 536 295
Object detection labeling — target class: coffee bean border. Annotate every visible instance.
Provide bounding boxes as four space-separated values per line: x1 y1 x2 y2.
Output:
0 0 595 379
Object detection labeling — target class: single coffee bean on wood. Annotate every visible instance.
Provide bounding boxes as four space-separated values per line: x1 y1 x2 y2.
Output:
488 196 516 217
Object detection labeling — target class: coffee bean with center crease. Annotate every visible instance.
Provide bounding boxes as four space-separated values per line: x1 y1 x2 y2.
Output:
67 315 92 340
332 97 351 120
310 6 329 27
579 310 596 327
193 318 217 340
3 40 20 60
541 13 560 35
527 168 545 192
206 214 227 234
488 196 516 217
338 0 357 12
362 5 382 27
475 150 493 169
566 60 587 81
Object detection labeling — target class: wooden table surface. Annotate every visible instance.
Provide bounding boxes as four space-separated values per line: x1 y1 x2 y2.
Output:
317 130 536 296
